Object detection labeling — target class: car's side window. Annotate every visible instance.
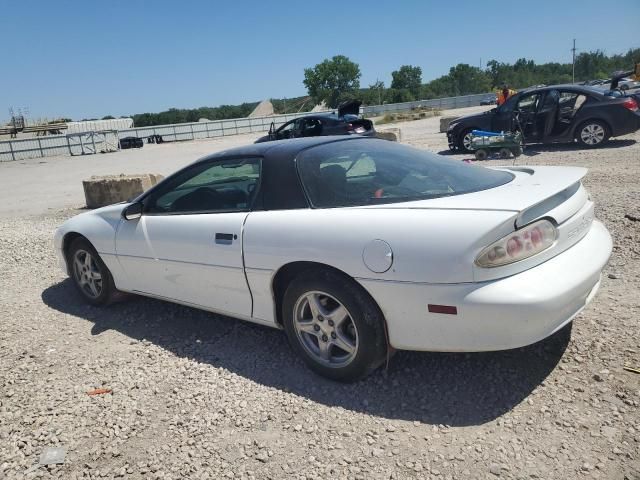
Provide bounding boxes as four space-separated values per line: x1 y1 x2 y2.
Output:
277 120 296 139
517 93 541 113
558 91 587 119
144 158 261 215
301 119 322 137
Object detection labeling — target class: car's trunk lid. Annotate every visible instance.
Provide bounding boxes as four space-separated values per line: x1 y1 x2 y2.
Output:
337 100 362 117
371 166 588 226
362 166 594 282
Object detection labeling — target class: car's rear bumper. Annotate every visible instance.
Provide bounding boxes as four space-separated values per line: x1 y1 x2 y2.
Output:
611 111 640 137
358 220 612 352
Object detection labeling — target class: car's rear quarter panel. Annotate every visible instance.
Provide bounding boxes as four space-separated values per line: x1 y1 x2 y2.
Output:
242 208 517 323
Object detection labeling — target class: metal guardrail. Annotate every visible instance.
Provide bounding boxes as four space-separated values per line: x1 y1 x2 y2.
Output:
117 111 324 144
0 92 493 162
0 111 324 162
361 93 492 116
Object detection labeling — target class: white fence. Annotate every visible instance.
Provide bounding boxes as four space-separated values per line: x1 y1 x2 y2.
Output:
0 111 323 162
0 92 493 162
361 93 491 116
116 111 324 144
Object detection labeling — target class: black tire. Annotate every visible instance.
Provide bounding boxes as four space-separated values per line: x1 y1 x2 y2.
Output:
499 148 511 159
282 269 388 382
457 128 475 152
67 237 115 306
575 120 610 148
474 149 488 161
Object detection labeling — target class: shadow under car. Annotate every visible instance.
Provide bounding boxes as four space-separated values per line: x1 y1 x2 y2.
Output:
42 279 571 426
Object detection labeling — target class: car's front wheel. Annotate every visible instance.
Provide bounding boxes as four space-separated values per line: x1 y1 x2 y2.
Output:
282 269 388 382
67 237 115 306
576 120 610 148
457 128 474 152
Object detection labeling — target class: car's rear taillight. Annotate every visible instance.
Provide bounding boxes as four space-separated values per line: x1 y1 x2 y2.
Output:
475 219 557 268
622 98 638 112
346 123 365 134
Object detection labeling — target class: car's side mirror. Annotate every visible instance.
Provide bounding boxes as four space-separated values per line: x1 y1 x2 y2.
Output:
122 202 143 221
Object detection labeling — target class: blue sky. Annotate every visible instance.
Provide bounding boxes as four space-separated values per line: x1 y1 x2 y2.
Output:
1 0 638 120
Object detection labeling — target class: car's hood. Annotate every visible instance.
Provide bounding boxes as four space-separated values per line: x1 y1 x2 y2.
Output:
449 110 492 126
362 166 588 226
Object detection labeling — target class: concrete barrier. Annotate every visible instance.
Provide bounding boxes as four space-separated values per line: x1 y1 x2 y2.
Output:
375 128 402 142
440 116 460 133
83 174 164 208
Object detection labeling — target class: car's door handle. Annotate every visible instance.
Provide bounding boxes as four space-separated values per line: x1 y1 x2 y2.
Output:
215 233 235 244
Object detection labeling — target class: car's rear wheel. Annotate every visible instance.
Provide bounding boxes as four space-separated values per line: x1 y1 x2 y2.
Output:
67 237 115 306
474 149 488 161
499 147 511 159
576 120 610 148
457 128 475 152
282 269 387 382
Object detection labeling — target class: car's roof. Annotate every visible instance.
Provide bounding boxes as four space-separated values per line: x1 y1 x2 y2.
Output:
518 84 605 96
197 135 375 163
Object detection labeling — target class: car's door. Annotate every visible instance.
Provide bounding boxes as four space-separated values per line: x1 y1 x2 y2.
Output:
492 92 543 141
491 95 518 132
556 90 589 133
276 119 300 140
115 156 262 318
300 118 322 137
512 92 543 141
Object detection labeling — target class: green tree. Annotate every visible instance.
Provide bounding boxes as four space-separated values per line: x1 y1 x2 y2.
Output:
391 65 422 98
303 55 361 108
366 80 385 105
447 64 492 95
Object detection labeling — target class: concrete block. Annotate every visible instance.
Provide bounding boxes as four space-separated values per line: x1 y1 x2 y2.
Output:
375 128 402 142
440 116 460 133
82 173 164 208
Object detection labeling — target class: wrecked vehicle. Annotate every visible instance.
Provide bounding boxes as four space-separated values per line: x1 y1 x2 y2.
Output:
448 85 640 151
255 100 374 143
55 136 612 381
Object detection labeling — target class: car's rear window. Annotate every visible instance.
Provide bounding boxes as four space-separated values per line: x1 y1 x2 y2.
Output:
296 139 514 208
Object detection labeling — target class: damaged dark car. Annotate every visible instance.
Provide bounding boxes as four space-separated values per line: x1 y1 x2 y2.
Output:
447 85 640 152
255 100 375 143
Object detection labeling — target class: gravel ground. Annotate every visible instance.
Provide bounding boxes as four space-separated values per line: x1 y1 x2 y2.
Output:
1 117 639 480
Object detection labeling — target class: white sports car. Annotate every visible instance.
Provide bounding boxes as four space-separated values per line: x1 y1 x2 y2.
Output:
54 136 612 381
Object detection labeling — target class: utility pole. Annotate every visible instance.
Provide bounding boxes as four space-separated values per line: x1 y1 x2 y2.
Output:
572 39 576 84
377 78 381 105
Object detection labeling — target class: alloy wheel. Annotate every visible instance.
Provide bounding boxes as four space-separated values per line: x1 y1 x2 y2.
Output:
72 249 103 298
292 291 359 368
580 123 605 145
462 132 474 150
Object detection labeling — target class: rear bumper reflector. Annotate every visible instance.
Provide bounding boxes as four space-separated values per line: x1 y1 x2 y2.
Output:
428 304 458 315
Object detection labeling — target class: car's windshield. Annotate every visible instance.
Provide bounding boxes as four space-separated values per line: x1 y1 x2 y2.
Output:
297 139 514 208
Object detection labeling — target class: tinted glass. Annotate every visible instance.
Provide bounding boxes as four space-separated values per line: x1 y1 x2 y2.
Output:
297 140 514 208
146 158 261 214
